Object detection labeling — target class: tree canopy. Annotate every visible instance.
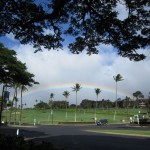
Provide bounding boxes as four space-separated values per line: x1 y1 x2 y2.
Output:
0 0 149 61
0 43 39 87
63 91 70 99
95 88 101 97
72 83 82 93
133 91 144 99
113 74 124 83
0 42 39 125
34 101 49 109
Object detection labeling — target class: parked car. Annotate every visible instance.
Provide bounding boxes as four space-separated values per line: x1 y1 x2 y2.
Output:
130 115 150 126
97 119 108 126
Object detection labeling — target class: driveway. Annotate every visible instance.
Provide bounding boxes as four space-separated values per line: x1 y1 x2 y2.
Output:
1 124 150 150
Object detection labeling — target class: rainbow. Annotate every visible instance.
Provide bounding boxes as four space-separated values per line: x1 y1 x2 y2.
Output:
20 82 132 99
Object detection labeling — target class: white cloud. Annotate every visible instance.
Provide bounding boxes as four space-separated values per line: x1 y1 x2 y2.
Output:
115 1 128 20
5 33 16 41
10 44 149 107
0 32 149 107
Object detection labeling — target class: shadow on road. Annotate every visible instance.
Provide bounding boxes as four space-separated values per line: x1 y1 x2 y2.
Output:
1 124 150 150
33 134 150 150
0 126 46 138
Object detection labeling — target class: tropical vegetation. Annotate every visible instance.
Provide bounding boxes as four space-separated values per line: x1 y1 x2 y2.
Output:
113 74 124 120
94 88 101 122
0 133 57 150
72 83 82 122
62 91 70 121
0 1 149 61
0 43 39 125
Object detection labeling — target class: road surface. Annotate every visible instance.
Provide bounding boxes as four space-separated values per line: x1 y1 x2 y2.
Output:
1 123 150 150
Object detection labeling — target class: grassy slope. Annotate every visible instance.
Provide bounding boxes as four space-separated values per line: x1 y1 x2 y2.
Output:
2 108 148 124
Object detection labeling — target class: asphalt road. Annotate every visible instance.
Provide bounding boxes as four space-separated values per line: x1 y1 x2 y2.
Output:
1 124 150 150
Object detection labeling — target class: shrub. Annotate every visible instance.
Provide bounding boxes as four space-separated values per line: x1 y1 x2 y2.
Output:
0 134 58 150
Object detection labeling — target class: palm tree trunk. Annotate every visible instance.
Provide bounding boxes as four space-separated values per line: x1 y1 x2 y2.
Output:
75 91 77 122
95 95 98 123
9 90 16 125
66 98 68 121
0 85 5 126
51 98 53 124
114 82 117 120
20 87 23 124
116 82 117 108
14 87 17 125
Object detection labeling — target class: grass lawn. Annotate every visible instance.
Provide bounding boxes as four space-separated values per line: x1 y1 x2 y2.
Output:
86 129 150 137
2 108 147 125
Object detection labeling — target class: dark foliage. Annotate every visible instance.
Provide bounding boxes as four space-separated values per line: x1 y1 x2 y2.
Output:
0 43 39 124
0 134 57 150
0 43 39 86
0 0 149 61
34 101 49 109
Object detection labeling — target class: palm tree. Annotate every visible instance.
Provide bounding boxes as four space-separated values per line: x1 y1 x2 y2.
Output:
8 84 19 125
113 74 124 120
49 93 54 123
148 92 150 111
125 96 130 117
0 43 39 125
94 88 101 123
9 84 22 124
113 74 124 108
14 96 19 125
133 91 144 108
72 83 82 122
8 85 18 125
63 91 70 121
20 85 28 124
50 93 54 103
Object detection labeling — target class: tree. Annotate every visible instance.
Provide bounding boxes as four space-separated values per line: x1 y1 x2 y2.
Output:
0 43 18 124
124 96 130 109
147 92 150 111
19 85 28 124
52 101 67 109
124 96 130 117
0 42 39 125
8 61 38 124
62 91 70 121
133 91 144 108
113 74 124 108
34 99 38 106
0 1 149 61
50 93 54 102
94 88 101 122
113 74 124 120
49 93 54 123
0 43 17 85
80 99 95 109
34 101 49 109
9 84 18 125
72 83 82 122
14 95 19 125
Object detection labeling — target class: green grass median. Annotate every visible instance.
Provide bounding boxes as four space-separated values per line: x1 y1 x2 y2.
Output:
86 129 150 137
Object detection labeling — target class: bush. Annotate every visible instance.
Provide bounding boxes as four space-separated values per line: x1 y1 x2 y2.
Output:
0 134 58 150
58 121 95 124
